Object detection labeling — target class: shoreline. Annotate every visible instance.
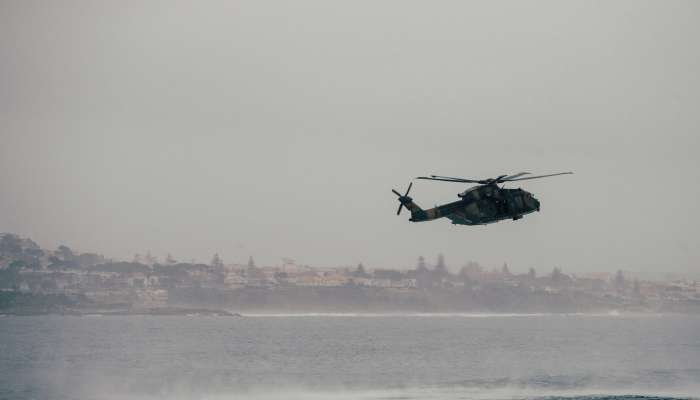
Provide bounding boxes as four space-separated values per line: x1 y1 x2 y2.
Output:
0 307 241 317
1 309 695 317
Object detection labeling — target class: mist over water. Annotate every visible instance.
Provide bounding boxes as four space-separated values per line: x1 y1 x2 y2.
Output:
2 0 700 275
2 2 699 400
1 314 698 400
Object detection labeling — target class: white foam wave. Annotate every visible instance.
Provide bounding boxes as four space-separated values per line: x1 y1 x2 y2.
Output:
240 312 656 318
91 385 700 400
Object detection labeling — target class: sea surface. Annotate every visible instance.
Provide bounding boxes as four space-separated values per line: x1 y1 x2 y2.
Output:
0 313 699 400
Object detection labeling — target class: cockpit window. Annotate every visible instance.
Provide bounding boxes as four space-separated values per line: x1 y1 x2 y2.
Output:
514 195 524 208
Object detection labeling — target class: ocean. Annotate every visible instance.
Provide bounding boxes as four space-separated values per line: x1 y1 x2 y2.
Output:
0 313 698 400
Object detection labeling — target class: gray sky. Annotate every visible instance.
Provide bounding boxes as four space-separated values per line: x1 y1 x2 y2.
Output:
1 1 699 277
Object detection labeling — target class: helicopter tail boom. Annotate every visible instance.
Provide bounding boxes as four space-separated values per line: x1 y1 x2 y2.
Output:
404 200 429 222
392 183 435 222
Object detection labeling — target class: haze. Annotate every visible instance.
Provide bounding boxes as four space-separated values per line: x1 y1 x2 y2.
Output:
1 1 698 277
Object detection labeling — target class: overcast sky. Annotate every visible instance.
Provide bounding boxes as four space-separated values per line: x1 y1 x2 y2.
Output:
1 1 698 277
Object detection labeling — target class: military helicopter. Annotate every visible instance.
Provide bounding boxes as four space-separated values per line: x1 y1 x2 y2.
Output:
392 172 572 225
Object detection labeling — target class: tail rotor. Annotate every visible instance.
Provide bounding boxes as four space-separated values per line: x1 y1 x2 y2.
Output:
392 182 413 216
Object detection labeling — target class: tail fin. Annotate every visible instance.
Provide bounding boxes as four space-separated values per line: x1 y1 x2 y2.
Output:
393 182 428 222
402 199 429 222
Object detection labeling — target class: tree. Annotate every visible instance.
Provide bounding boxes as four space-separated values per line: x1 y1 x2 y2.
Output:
459 266 475 288
57 245 75 261
551 267 563 283
0 265 20 289
0 234 22 255
354 263 369 278
501 263 511 276
76 253 104 268
615 270 625 290
416 256 432 289
211 253 224 268
433 254 449 286
460 261 482 280
165 254 177 265
417 256 427 272
528 267 537 280
356 263 365 274
435 254 447 273
144 251 157 266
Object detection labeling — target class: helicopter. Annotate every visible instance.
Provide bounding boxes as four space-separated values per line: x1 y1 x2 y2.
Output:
392 172 572 225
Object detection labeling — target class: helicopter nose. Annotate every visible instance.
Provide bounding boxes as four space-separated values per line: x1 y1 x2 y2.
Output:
534 198 540 211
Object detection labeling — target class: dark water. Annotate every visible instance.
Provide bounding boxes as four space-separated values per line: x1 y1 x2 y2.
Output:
0 313 699 400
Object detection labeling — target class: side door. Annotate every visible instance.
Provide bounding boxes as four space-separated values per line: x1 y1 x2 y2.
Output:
511 191 526 214
503 190 520 216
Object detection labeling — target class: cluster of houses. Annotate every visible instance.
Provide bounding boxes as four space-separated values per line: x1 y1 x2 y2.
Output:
1 233 699 311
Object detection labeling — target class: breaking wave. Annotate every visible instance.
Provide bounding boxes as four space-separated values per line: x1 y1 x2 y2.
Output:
240 312 639 318
71 373 700 400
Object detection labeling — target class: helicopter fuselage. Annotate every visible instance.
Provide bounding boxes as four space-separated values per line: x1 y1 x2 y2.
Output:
409 184 541 225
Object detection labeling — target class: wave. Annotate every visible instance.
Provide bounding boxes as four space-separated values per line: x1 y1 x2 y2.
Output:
80 374 700 400
94 388 697 400
53 372 700 400
240 311 653 318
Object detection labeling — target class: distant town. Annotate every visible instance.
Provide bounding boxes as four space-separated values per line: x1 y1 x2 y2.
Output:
1 232 699 315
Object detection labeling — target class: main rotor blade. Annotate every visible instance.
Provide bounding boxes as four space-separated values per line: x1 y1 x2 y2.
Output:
503 172 573 181
430 175 483 183
502 172 530 180
416 176 481 183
